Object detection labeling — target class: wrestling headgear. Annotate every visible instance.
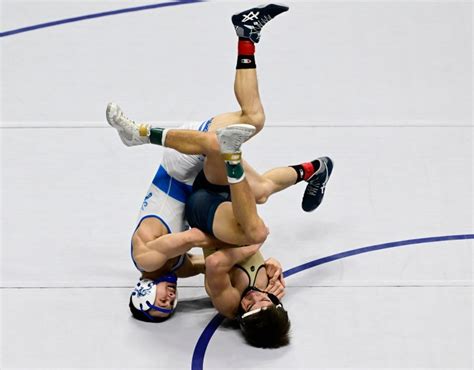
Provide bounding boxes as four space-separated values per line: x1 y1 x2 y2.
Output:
129 273 178 323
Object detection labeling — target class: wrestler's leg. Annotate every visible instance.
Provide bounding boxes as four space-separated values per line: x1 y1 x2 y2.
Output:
242 161 298 204
159 40 266 159
153 124 332 215
208 155 330 245
244 157 334 212
212 125 268 245
106 37 264 146
209 68 265 134
204 154 331 215
211 201 263 246
209 4 289 133
155 33 267 143
107 6 290 147
202 60 265 184
161 129 220 156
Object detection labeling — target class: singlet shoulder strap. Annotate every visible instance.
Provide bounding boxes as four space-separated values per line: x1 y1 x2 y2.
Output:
251 264 266 287
235 262 266 288
170 254 186 272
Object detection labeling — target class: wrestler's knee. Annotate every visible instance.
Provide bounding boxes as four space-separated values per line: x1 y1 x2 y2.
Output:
245 220 269 244
205 253 223 272
206 132 221 155
245 111 265 133
253 179 272 204
255 194 268 205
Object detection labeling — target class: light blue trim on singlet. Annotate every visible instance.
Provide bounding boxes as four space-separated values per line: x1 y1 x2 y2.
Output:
198 118 212 132
131 215 172 272
150 118 212 203
152 166 193 203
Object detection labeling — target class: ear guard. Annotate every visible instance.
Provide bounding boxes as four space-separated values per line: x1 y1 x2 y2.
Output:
130 274 178 321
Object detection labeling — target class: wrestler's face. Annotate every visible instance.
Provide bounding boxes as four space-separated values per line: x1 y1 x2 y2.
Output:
149 282 177 318
240 289 274 312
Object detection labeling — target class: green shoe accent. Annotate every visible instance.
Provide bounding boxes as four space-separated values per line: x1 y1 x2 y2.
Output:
225 162 245 183
150 127 165 145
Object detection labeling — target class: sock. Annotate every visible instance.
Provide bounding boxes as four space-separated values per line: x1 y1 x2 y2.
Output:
225 162 245 184
290 159 321 183
149 127 169 146
236 38 256 69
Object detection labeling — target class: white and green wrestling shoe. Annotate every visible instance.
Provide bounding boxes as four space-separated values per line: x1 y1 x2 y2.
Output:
106 102 151 146
216 124 256 165
216 124 256 184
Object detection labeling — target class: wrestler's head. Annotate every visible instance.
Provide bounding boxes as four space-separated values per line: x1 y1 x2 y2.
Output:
129 274 178 322
237 287 290 348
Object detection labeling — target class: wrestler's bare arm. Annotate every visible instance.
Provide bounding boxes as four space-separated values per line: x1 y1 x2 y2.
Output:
205 272 241 319
133 227 239 273
205 244 262 318
132 228 217 272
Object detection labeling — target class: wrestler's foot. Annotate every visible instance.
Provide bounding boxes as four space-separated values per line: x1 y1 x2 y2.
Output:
302 157 334 212
232 3 289 43
106 103 150 146
216 124 256 164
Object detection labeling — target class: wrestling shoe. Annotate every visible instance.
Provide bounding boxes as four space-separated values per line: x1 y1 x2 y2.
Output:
106 103 150 146
302 157 334 212
216 124 256 164
232 3 289 43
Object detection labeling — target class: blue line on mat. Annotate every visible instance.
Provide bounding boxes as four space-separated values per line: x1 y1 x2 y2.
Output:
191 233 473 370
0 0 203 38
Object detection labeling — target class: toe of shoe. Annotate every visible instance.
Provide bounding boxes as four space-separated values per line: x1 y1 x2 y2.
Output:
106 103 119 120
106 102 117 113
302 199 318 212
323 157 334 176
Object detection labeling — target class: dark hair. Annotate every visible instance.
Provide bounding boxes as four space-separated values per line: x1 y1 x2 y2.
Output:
239 305 291 348
128 296 170 323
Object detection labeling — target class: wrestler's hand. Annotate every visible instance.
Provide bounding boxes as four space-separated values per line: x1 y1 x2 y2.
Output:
266 278 285 300
265 257 286 299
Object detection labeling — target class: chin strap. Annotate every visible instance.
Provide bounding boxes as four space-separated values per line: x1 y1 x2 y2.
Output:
153 273 178 285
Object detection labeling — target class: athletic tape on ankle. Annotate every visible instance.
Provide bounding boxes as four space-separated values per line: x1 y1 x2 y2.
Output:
222 152 242 162
139 124 150 137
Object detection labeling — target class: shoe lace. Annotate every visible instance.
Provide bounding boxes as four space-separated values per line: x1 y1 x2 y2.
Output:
119 112 137 129
306 183 327 196
306 167 329 197
253 15 272 32
306 183 320 196
228 135 244 152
